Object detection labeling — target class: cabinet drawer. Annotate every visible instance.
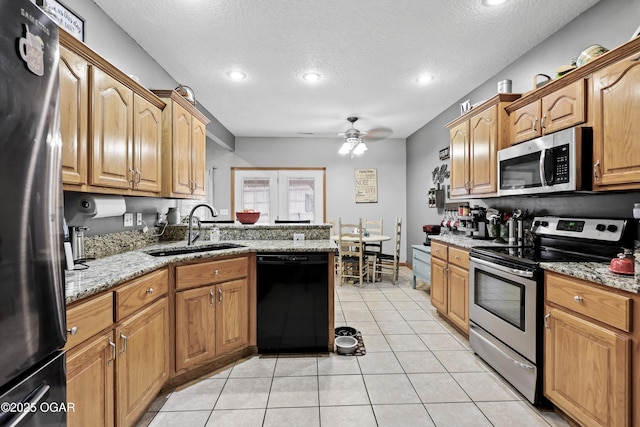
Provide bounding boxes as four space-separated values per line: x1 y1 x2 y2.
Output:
413 247 431 263
413 258 431 282
176 256 248 290
65 292 113 350
546 272 631 332
115 268 168 321
448 247 469 269
430 242 448 260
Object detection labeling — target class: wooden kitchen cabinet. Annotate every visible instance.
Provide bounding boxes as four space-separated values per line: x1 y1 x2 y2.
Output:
59 43 89 186
66 331 115 427
59 30 165 196
509 78 587 144
153 90 210 198
544 271 633 427
592 50 640 191
446 94 519 198
175 256 249 373
429 241 469 334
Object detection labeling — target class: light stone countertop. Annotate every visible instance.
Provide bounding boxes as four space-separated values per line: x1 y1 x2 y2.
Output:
430 234 638 294
65 239 337 304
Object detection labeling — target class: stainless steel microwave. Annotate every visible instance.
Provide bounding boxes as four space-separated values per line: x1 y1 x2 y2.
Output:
498 127 592 196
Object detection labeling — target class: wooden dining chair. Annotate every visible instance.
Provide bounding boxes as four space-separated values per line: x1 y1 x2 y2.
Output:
362 218 383 253
328 218 339 274
373 216 402 284
337 218 369 287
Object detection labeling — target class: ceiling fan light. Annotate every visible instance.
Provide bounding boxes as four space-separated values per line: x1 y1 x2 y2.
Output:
339 142 352 155
353 142 367 155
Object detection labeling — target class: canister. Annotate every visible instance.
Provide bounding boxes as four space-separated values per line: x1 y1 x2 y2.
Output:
497 79 512 94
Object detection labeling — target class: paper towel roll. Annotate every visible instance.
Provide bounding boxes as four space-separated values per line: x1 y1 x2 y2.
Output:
65 194 126 225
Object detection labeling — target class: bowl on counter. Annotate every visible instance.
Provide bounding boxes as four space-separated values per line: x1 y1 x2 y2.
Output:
236 211 260 224
335 336 358 355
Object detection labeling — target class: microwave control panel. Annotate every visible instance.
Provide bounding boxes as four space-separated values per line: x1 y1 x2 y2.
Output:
553 144 570 184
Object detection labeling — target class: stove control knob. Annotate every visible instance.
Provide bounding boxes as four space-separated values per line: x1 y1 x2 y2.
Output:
607 224 618 233
596 224 606 232
540 221 549 227
533 221 540 227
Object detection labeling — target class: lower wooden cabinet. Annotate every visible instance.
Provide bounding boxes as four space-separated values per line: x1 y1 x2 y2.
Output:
216 279 249 354
544 271 633 427
447 264 469 332
116 297 170 427
66 332 115 427
429 241 469 334
430 256 447 313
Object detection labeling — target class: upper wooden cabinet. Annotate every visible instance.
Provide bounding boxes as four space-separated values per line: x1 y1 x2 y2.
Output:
152 90 210 199
592 50 640 191
446 93 520 198
510 79 587 144
59 30 165 196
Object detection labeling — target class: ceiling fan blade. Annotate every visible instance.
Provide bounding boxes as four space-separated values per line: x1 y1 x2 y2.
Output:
362 127 393 141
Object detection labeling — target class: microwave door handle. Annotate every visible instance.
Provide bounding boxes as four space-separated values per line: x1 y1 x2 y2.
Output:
539 149 547 186
539 149 554 186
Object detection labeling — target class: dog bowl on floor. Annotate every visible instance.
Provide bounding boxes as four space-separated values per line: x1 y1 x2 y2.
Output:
335 336 358 355
335 326 357 337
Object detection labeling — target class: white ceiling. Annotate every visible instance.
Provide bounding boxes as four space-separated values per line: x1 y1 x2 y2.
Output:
92 0 599 140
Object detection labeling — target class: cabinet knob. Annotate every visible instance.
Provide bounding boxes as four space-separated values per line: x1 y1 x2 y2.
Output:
67 326 78 336
214 269 220 275
146 288 154 294
573 295 583 303
454 255 460 260
593 160 601 181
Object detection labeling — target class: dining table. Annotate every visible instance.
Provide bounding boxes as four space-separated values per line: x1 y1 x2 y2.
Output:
330 234 391 244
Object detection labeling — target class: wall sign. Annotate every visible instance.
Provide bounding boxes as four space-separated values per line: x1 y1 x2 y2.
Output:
439 147 450 160
36 0 84 41
355 168 378 203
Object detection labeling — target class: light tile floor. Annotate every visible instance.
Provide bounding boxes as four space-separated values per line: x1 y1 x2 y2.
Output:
138 267 570 427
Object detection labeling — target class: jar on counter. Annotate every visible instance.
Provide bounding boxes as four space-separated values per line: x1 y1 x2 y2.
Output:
167 207 179 225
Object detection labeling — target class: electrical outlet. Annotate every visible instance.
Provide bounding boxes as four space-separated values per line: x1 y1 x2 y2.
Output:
136 213 143 226
219 208 229 216
156 212 167 226
293 233 305 241
123 213 134 227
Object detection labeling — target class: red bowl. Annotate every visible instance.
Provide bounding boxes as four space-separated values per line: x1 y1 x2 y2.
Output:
236 211 260 224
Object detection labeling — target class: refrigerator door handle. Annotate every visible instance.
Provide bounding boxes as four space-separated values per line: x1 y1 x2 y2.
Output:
6 384 51 427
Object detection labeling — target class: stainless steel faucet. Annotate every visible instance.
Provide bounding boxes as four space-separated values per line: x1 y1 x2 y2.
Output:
187 203 219 245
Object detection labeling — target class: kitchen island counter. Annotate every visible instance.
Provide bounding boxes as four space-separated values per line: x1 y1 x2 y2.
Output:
65 239 336 304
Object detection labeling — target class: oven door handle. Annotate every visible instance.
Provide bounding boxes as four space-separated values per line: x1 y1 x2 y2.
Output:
470 324 535 372
471 257 534 278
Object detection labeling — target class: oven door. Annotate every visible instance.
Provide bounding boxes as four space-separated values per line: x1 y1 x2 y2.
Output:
468 257 538 363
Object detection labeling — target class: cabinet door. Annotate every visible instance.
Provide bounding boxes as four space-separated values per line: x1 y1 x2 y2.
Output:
447 264 469 333
216 279 249 354
544 306 630 427
469 105 498 195
59 45 88 186
91 69 134 189
430 257 447 313
116 297 169 427
592 52 640 190
66 332 115 427
191 117 207 197
511 101 541 144
449 121 469 197
541 78 586 134
175 287 216 372
133 94 162 193
171 102 193 195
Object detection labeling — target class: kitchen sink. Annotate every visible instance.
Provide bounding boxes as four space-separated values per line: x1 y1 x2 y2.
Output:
146 243 245 257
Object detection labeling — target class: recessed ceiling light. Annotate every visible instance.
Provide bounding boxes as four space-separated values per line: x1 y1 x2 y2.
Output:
482 0 508 6
227 70 247 80
302 72 321 82
417 74 434 84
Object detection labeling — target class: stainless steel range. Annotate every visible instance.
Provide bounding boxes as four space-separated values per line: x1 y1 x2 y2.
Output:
468 216 634 404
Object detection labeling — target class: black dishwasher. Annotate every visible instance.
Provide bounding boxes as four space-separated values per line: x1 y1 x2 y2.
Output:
257 253 329 353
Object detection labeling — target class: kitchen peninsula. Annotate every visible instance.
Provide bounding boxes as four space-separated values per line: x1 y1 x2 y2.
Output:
64 224 335 427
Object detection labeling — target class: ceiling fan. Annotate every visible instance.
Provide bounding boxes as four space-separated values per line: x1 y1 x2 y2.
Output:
338 117 392 158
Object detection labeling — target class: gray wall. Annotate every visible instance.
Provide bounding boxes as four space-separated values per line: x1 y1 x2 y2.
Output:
208 137 408 260
406 0 640 255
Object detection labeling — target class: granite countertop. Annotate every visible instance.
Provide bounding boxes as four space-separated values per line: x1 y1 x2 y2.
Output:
429 234 638 294
65 239 337 304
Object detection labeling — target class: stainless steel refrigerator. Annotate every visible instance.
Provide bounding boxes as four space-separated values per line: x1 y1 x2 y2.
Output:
0 0 67 425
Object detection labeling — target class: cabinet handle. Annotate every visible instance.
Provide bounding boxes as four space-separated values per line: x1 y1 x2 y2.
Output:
544 312 551 331
593 160 601 181
218 288 223 303
541 114 546 131
532 117 538 132
146 287 154 294
135 168 141 188
119 333 127 356
573 295 583 303
129 167 135 187
67 326 78 336
210 289 214 306
108 338 116 365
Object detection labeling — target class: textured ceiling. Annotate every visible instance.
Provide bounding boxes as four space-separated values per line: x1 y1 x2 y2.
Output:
92 0 599 139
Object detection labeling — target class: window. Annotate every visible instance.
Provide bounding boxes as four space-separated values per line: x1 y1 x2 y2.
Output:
232 168 325 224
